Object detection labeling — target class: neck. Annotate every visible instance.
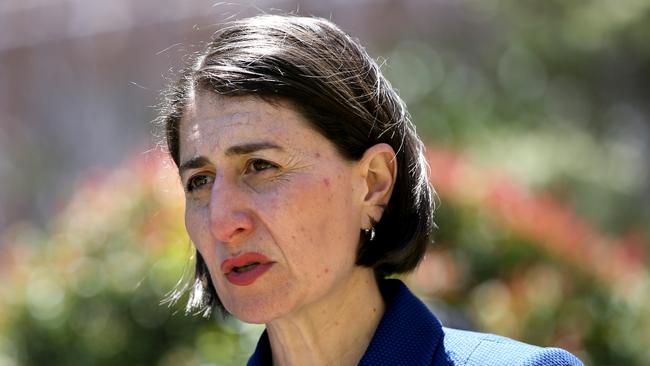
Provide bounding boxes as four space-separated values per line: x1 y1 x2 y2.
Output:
266 267 384 366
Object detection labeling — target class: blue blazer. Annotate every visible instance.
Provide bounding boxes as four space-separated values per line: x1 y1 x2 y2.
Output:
248 279 584 365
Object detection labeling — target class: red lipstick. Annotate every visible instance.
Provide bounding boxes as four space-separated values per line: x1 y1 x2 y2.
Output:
221 252 274 286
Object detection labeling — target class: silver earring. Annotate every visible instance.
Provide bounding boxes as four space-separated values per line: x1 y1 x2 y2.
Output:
364 227 376 242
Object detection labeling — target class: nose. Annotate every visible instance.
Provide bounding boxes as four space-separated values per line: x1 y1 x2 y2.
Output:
208 177 254 245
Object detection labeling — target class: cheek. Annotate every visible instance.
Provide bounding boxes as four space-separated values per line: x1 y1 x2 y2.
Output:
184 205 209 250
280 174 357 253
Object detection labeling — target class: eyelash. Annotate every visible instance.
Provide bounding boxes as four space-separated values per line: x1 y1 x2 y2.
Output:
185 159 279 193
185 174 214 193
245 159 278 174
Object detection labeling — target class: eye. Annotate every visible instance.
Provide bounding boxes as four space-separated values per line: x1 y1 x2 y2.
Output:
246 159 278 174
186 174 214 192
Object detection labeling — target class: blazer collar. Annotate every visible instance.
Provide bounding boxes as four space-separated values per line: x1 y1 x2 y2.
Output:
358 279 442 365
247 279 443 365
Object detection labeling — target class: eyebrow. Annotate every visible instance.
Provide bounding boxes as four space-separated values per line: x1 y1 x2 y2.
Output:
178 156 211 177
178 141 283 177
224 141 283 156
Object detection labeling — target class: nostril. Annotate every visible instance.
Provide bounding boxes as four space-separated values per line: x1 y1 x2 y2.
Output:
209 211 254 244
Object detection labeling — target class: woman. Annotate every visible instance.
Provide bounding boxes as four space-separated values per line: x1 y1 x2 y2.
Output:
159 15 583 366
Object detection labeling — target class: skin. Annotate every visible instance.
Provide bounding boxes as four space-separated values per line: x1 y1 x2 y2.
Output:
178 91 397 365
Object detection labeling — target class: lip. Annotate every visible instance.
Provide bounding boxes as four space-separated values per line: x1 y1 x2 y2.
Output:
221 252 274 286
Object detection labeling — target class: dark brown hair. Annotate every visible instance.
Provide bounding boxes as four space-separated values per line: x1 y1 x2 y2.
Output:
158 14 436 317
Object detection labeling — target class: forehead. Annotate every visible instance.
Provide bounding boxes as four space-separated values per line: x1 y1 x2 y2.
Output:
178 92 321 158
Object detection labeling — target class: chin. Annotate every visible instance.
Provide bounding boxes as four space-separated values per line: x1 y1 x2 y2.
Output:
227 302 288 324
217 275 303 324
222 291 292 324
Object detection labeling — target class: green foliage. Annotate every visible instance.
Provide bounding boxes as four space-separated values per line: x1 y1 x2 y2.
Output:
423 200 650 365
382 0 650 238
0 158 262 366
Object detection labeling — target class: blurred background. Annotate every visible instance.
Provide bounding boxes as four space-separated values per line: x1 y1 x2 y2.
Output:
1 0 649 365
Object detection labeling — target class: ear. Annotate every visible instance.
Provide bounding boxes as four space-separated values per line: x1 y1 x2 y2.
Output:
357 143 397 228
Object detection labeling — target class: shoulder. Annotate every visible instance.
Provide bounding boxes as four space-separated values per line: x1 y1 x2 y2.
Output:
356 279 584 366
439 327 584 366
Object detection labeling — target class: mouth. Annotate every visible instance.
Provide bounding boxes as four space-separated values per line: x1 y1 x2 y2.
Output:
231 262 261 273
221 252 274 286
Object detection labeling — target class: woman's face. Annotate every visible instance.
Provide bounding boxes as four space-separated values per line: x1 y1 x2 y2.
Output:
178 92 366 323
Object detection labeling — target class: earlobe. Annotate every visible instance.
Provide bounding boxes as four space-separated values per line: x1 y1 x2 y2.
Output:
359 143 397 225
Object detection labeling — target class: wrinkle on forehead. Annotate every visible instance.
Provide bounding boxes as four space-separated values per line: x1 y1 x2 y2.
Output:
179 93 321 162
180 97 261 143
184 94 279 130
180 118 257 160
183 98 288 140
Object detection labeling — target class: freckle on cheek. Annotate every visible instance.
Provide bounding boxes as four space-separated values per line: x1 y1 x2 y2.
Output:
324 268 329 274
315 152 321 158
